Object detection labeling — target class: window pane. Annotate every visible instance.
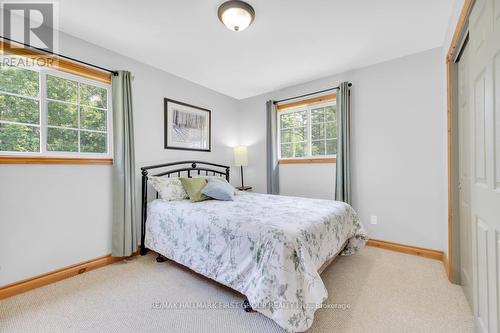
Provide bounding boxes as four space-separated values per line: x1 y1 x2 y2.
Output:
294 111 307 126
0 93 39 124
311 107 324 123
281 129 293 143
81 107 106 131
47 127 78 152
47 75 78 103
311 123 324 140
311 140 326 156
326 139 337 155
293 127 306 142
0 64 39 97
80 131 107 153
281 143 293 158
293 142 306 157
47 101 77 128
325 122 337 139
0 123 39 152
325 105 336 122
80 83 107 109
280 111 306 129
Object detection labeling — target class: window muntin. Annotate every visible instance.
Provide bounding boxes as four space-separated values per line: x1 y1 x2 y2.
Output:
278 101 336 160
0 63 111 157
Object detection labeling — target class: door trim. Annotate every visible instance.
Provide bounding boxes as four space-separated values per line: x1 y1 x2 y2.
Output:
446 0 476 282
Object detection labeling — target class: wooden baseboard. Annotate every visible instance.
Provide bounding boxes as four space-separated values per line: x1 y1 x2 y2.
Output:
366 239 444 261
0 252 136 300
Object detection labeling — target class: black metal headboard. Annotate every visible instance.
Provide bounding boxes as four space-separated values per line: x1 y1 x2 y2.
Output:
140 160 230 255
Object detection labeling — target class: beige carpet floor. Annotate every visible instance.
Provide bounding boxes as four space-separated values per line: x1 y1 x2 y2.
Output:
0 246 474 333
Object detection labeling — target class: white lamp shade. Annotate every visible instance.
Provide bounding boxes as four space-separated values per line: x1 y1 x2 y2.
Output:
233 146 248 166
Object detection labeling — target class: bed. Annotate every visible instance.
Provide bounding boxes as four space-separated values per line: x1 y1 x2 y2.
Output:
140 161 367 332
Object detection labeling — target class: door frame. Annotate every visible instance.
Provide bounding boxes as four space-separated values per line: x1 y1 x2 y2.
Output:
446 0 475 282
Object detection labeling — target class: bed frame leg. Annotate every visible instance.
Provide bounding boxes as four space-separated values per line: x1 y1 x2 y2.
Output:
242 298 253 312
140 170 148 257
156 254 167 263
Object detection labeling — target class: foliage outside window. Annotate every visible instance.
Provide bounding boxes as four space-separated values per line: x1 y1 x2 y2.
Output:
0 63 111 157
278 102 337 159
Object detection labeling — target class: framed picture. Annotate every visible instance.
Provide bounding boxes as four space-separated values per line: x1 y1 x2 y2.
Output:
164 98 211 152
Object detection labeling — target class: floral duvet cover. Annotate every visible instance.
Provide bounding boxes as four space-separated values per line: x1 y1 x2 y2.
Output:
145 192 367 332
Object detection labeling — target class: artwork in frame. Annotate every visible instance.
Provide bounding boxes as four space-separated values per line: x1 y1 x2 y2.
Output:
164 98 211 152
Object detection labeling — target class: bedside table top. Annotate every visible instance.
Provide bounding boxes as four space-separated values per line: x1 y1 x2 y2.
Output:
236 186 252 191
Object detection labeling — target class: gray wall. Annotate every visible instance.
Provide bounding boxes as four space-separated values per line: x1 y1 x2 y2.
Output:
0 39 449 286
0 32 240 286
280 163 336 200
238 48 447 251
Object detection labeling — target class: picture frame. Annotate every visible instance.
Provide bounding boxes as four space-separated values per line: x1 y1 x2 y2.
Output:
164 98 211 152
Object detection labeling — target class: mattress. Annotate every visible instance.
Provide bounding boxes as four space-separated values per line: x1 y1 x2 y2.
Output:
145 191 367 332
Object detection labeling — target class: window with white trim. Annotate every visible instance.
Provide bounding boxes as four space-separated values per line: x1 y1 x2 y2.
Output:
278 101 337 159
0 63 112 157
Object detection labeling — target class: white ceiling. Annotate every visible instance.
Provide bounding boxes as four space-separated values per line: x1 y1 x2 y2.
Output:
55 0 454 99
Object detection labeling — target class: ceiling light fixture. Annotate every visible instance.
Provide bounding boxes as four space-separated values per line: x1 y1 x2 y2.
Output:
217 1 255 32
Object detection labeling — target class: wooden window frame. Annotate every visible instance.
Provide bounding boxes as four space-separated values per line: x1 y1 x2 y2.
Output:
0 41 112 84
277 93 337 164
0 40 113 165
276 93 336 111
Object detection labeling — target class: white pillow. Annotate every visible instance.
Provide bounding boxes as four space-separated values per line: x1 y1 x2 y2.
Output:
148 176 188 201
201 178 235 201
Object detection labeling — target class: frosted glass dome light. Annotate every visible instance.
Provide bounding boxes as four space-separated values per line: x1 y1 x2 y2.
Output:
218 1 255 32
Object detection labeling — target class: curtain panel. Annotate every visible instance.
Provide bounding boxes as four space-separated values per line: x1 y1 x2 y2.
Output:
335 82 351 204
111 71 137 257
266 100 279 194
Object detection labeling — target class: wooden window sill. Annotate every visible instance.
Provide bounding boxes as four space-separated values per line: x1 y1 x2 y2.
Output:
278 157 336 164
0 156 113 165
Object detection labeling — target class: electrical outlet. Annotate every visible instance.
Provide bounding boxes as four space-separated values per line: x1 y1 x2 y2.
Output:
370 215 378 225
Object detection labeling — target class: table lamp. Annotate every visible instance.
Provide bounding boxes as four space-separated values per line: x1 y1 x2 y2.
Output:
233 145 248 189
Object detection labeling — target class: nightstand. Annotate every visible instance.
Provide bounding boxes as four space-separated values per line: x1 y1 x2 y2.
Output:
236 186 252 191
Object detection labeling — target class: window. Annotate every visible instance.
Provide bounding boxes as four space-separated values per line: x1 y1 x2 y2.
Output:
0 63 111 158
278 101 337 160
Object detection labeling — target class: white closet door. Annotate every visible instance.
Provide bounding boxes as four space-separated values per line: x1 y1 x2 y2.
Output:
468 0 500 331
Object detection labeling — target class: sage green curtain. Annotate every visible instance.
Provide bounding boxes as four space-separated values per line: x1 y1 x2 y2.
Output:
266 100 279 194
335 82 351 204
111 71 137 257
